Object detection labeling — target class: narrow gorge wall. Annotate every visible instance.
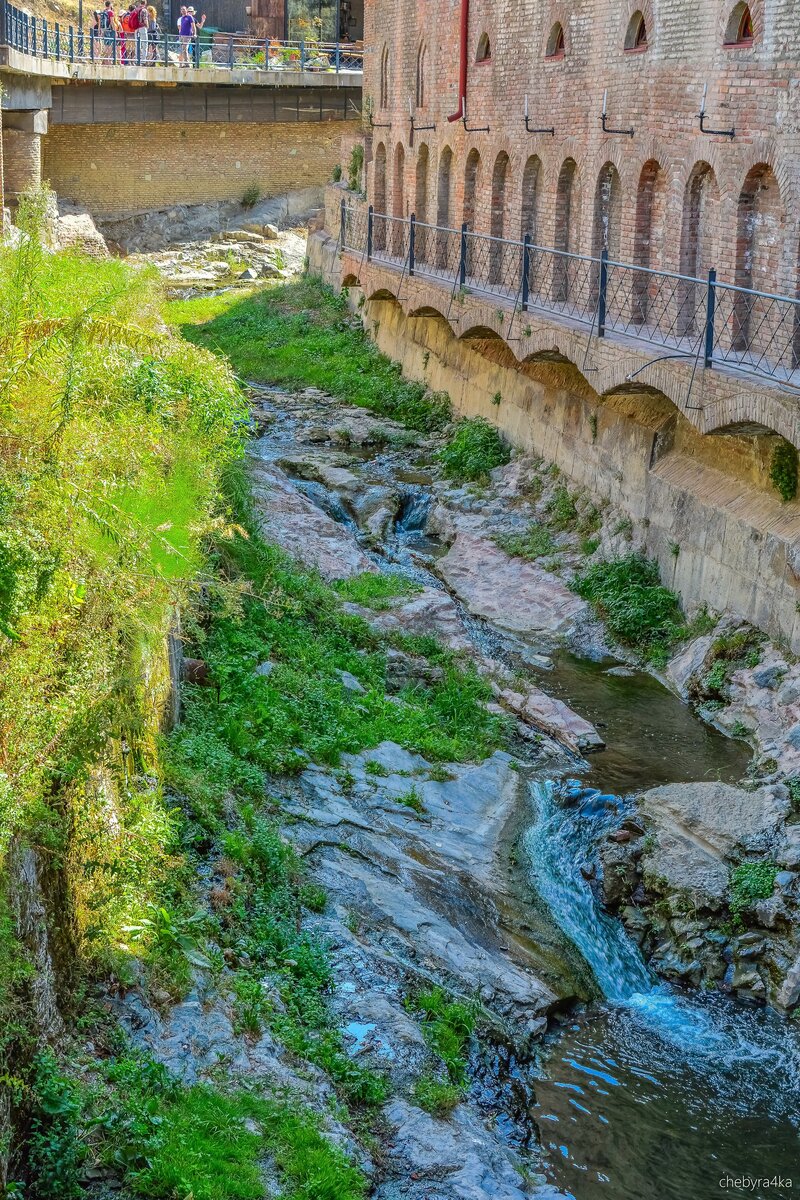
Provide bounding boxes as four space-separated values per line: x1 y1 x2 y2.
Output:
309 230 800 652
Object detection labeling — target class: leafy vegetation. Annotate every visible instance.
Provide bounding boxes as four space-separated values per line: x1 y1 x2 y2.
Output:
168 277 452 432
333 571 423 611
438 418 510 483
769 439 798 502
494 523 556 562
412 1074 462 1117
572 554 687 666
700 629 763 699
347 144 365 192
729 862 777 926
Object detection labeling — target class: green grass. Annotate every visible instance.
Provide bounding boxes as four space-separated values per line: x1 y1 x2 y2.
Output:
333 571 423 611
412 1074 462 1118
494 523 556 562
409 986 478 1089
438 417 510 483
93 1055 365 1200
166 277 452 432
544 483 579 531
572 554 687 666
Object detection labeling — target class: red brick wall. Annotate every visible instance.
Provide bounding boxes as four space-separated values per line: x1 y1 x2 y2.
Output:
362 0 797 290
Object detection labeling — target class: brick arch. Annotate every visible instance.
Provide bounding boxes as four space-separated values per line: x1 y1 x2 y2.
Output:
415 143 431 262
435 145 454 269
520 155 542 240
591 161 623 259
721 0 762 44
703 391 800 450
678 161 721 333
373 141 387 250
392 142 406 254
553 157 580 299
490 151 511 283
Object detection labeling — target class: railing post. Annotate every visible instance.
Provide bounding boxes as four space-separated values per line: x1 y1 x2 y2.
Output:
409 212 416 276
163 28 168 65
193 33 199 66
55 21 60 59
335 42 340 73
0 1 6 50
33 12 38 54
136 25 140 63
339 198 346 250
68 22 73 61
597 249 609 337
43 17 48 56
111 25 116 62
704 268 717 368
78 19 83 59
521 233 531 312
228 33 233 67
367 204 373 261
89 25 94 61
459 222 468 289
300 38 305 71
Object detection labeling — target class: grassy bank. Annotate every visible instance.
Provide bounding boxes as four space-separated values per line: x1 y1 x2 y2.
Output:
167 276 452 431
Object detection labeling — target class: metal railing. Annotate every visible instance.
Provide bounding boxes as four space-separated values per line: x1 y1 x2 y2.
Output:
341 203 800 391
0 1 363 72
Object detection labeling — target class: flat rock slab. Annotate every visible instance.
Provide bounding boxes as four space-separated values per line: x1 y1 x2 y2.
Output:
497 683 604 754
248 456 375 580
437 532 589 642
346 586 473 652
289 743 554 1033
638 781 790 908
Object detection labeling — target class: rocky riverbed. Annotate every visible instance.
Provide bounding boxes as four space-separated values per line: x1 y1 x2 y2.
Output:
112 359 800 1194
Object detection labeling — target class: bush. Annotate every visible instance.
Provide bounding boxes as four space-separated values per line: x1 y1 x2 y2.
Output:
347 144 364 192
438 418 510 483
769 440 798 502
572 554 686 665
412 1074 462 1118
240 182 261 209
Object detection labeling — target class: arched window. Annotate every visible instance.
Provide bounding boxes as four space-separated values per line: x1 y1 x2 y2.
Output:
521 155 541 239
379 44 390 109
624 10 648 51
554 158 579 301
678 161 720 334
416 42 427 108
435 145 453 268
415 144 429 262
476 32 491 62
373 142 387 248
546 22 565 57
463 148 481 273
392 143 405 255
489 151 510 284
724 2 753 44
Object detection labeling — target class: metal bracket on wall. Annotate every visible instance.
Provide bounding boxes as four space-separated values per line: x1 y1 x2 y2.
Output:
600 88 634 137
369 114 391 129
460 96 489 133
697 83 735 138
523 95 554 135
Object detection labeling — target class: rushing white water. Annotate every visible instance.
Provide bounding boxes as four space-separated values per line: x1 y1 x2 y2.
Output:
524 779 800 1110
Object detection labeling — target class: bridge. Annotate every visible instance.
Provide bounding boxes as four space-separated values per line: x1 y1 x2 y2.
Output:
0 0 362 216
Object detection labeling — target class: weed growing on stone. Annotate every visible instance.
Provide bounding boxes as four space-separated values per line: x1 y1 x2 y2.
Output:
438 418 510 483
494 523 556 562
412 1074 463 1117
572 554 687 666
409 986 479 1089
729 862 777 927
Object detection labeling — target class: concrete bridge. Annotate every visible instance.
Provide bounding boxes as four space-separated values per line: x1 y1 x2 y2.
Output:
0 6 362 220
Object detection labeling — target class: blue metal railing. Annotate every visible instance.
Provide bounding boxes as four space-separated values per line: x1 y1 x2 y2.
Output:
0 1 363 73
341 203 800 391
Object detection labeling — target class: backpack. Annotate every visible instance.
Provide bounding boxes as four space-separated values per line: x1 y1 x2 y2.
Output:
100 8 112 28
137 8 148 28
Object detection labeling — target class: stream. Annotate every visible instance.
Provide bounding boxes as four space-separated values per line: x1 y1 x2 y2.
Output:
249 388 799 1200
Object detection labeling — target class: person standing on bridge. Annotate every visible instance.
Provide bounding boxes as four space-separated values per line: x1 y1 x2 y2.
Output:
134 0 149 62
98 0 117 60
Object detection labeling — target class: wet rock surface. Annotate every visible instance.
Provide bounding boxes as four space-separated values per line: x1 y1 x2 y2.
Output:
600 780 800 1007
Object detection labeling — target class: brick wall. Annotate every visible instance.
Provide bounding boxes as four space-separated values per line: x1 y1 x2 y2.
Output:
42 119 356 217
362 0 800 293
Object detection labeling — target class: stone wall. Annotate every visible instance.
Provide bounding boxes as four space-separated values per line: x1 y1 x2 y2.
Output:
309 225 800 649
42 119 356 217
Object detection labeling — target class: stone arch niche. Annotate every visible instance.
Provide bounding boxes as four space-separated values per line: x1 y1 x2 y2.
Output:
624 9 648 51
631 158 662 324
732 163 785 358
373 141 387 250
489 151 511 285
678 161 720 335
415 144 430 263
554 157 579 301
416 41 427 108
463 148 481 275
392 142 406 256
724 2 753 44
591 161 622 259
545 21 565 57
379 44 390 109
435 145 454 269
521 154 541 240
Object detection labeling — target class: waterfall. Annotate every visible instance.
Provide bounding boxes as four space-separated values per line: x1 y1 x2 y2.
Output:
523 779 652 1001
